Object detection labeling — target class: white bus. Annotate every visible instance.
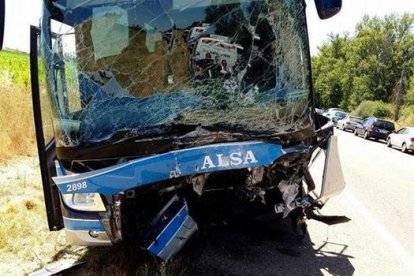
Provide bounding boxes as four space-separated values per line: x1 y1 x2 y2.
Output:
194 37 243 69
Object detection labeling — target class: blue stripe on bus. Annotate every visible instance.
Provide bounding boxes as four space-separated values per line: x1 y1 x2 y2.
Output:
147 206 188 256
53 141 307 196
63 217 105 231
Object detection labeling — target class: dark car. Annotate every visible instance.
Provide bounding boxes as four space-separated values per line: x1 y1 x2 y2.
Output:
354 117 395 141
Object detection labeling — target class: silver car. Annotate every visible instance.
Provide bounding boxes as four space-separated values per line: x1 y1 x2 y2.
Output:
386 127 414 153
337 115 362 132
324 111 347 126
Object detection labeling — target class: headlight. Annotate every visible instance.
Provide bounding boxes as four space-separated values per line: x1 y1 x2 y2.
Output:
62 193 106 212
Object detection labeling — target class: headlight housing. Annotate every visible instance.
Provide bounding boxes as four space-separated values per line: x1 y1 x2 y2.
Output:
62 193 106 212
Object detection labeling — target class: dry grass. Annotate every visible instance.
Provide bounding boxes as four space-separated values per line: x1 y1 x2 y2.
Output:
70 245 188 275
0 84 37 163
0 157 71 275
0 82 77 273
0 157 186 275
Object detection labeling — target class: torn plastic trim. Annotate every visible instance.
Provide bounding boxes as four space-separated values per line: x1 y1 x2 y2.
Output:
318 135 345 201
53 141 308 196
309 135 345 202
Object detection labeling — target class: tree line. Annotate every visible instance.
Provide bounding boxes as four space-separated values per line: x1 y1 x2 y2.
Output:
312 13 414 122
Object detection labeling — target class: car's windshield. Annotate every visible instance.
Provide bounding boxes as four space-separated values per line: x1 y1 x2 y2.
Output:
335 112 346 118
41 0 311 148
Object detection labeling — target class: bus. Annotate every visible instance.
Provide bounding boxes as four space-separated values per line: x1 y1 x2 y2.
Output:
193 37 242 70
0 0 344 261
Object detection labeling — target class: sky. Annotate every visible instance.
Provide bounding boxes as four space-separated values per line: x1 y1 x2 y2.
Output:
2 0 414 55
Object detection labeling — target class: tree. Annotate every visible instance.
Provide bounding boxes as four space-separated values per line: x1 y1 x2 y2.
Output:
312 13 414 117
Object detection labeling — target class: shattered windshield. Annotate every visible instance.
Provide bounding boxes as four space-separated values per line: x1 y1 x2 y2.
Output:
41 0 311 149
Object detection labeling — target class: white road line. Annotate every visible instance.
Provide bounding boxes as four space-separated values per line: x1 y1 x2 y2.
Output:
343 189 414 273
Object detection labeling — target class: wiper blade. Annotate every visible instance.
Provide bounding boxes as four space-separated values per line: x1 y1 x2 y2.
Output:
106 123 200 144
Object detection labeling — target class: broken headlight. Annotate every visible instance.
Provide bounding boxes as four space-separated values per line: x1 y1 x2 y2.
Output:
62 193 106 212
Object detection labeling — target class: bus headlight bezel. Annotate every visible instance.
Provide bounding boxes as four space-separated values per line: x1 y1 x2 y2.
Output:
61 193 106 212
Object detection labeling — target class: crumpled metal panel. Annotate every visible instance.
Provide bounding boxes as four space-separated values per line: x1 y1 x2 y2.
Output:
143 196 198 261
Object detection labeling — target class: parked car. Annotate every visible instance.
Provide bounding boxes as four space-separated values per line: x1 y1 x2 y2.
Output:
354 117 395 141
386 127 414 153
324 111 347 126
337 115 363 131
315 108 325 115
323 108 345 115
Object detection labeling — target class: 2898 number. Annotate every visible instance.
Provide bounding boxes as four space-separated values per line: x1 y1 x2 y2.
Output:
66 181 87 192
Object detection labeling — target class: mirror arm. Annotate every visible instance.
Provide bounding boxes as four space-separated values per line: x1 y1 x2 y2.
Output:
0 0 5 50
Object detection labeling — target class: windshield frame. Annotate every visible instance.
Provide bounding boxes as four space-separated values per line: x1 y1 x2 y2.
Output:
41 0 315 160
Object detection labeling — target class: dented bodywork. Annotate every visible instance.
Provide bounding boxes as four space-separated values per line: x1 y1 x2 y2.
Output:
33 0 345 261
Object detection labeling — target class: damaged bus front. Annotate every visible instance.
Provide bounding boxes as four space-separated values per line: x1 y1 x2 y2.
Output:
23 0 345 260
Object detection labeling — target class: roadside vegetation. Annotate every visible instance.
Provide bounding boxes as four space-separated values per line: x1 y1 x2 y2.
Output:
0 84 36 162
0 50 32 87
0 158 69 274
312 13 414 127
0 50 37 162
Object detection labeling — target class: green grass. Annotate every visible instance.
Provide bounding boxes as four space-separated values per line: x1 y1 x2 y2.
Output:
0 50 46 86
352 100 414 129
0 50 30 87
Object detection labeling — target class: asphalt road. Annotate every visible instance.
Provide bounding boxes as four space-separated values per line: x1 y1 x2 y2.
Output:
183 129 414 275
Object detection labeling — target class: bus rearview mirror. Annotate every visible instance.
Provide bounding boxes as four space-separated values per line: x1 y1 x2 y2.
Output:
314 0 342 19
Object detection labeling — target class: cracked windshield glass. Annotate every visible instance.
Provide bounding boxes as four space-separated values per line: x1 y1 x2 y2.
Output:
42 0 311 148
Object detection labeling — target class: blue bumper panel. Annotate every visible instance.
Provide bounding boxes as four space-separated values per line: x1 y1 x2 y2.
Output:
144 196 198 261
53 141 307 196
63 217 105 232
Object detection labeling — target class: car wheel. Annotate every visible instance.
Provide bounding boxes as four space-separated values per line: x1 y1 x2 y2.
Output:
402 143 408 153
354 129 358 136
386 138 392 147
364 131 369 140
